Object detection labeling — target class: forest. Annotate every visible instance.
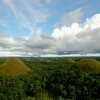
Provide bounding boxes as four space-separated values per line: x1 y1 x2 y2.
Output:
0 57 100 100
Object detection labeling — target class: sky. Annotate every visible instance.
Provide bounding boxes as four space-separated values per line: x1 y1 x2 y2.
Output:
0 0 100 57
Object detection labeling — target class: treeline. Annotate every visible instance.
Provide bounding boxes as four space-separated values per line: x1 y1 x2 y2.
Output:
0 58 100 100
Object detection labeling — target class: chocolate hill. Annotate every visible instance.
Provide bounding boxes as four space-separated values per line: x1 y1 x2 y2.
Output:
64 58 75 64
0 58 30 76
73 59 100 73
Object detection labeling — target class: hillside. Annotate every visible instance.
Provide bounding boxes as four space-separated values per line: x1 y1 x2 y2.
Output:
73 59 100 73
64 58 75 64
0 58 30 76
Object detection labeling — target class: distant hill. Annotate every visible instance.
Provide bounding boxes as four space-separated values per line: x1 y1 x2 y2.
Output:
64 58 75 64
73 59 100 73
0 58 30 76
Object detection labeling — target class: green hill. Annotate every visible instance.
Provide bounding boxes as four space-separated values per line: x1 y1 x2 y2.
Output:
64 58 75 64
73 59 100 73
0 58 30 76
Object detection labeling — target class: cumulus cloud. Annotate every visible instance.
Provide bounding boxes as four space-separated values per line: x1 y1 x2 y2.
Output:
0 13 100 57
51 14 100 54
22 28 56 55
57 8 83 26
19 14 100 56
0 31 16 47
0 31 19 56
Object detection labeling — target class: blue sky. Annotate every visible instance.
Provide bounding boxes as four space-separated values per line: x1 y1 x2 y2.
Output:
0 0 100 57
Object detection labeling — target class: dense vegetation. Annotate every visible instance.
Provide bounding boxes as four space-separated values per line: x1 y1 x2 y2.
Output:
0 57 100 100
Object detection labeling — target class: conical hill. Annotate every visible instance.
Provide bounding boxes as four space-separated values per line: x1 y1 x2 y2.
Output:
0 58 30 76
64 58 75 64
73 59 100 73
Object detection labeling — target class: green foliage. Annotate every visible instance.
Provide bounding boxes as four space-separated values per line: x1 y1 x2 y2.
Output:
0 57 100 100
0 76 25 100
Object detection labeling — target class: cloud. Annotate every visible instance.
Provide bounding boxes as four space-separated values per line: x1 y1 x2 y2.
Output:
59 8 83 26
0 31 16 47
0 19 4 24
2 0 50 32
0 19 9 27
20 0 50 22
20 14 100 56
45 0 53 4
0 31 25 57
0 50 25 57
51 14 100 54
22 28 56 55
0 13 100 57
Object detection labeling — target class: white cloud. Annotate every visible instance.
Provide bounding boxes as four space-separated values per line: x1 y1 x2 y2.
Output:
84 14 100 29
52 23 81 39
12 13 100 57
0 31 16 47
22 28 56 54
51 14 100 54
0 50 24 57
52 14 100 39
0 31 25 56
0 13 100 57
60 8 83 26
20 14 100 56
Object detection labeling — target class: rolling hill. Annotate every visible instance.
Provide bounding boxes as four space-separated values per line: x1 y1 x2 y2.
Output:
73 59 100 73
64 58 75 64
0 58 30 76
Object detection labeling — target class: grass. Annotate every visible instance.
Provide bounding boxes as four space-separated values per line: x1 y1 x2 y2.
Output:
64 58 75 64
73 58 100 73
0 58 30 76
37 92 53 100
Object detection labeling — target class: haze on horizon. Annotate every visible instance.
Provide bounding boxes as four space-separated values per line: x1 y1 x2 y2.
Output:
0 0 100 57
